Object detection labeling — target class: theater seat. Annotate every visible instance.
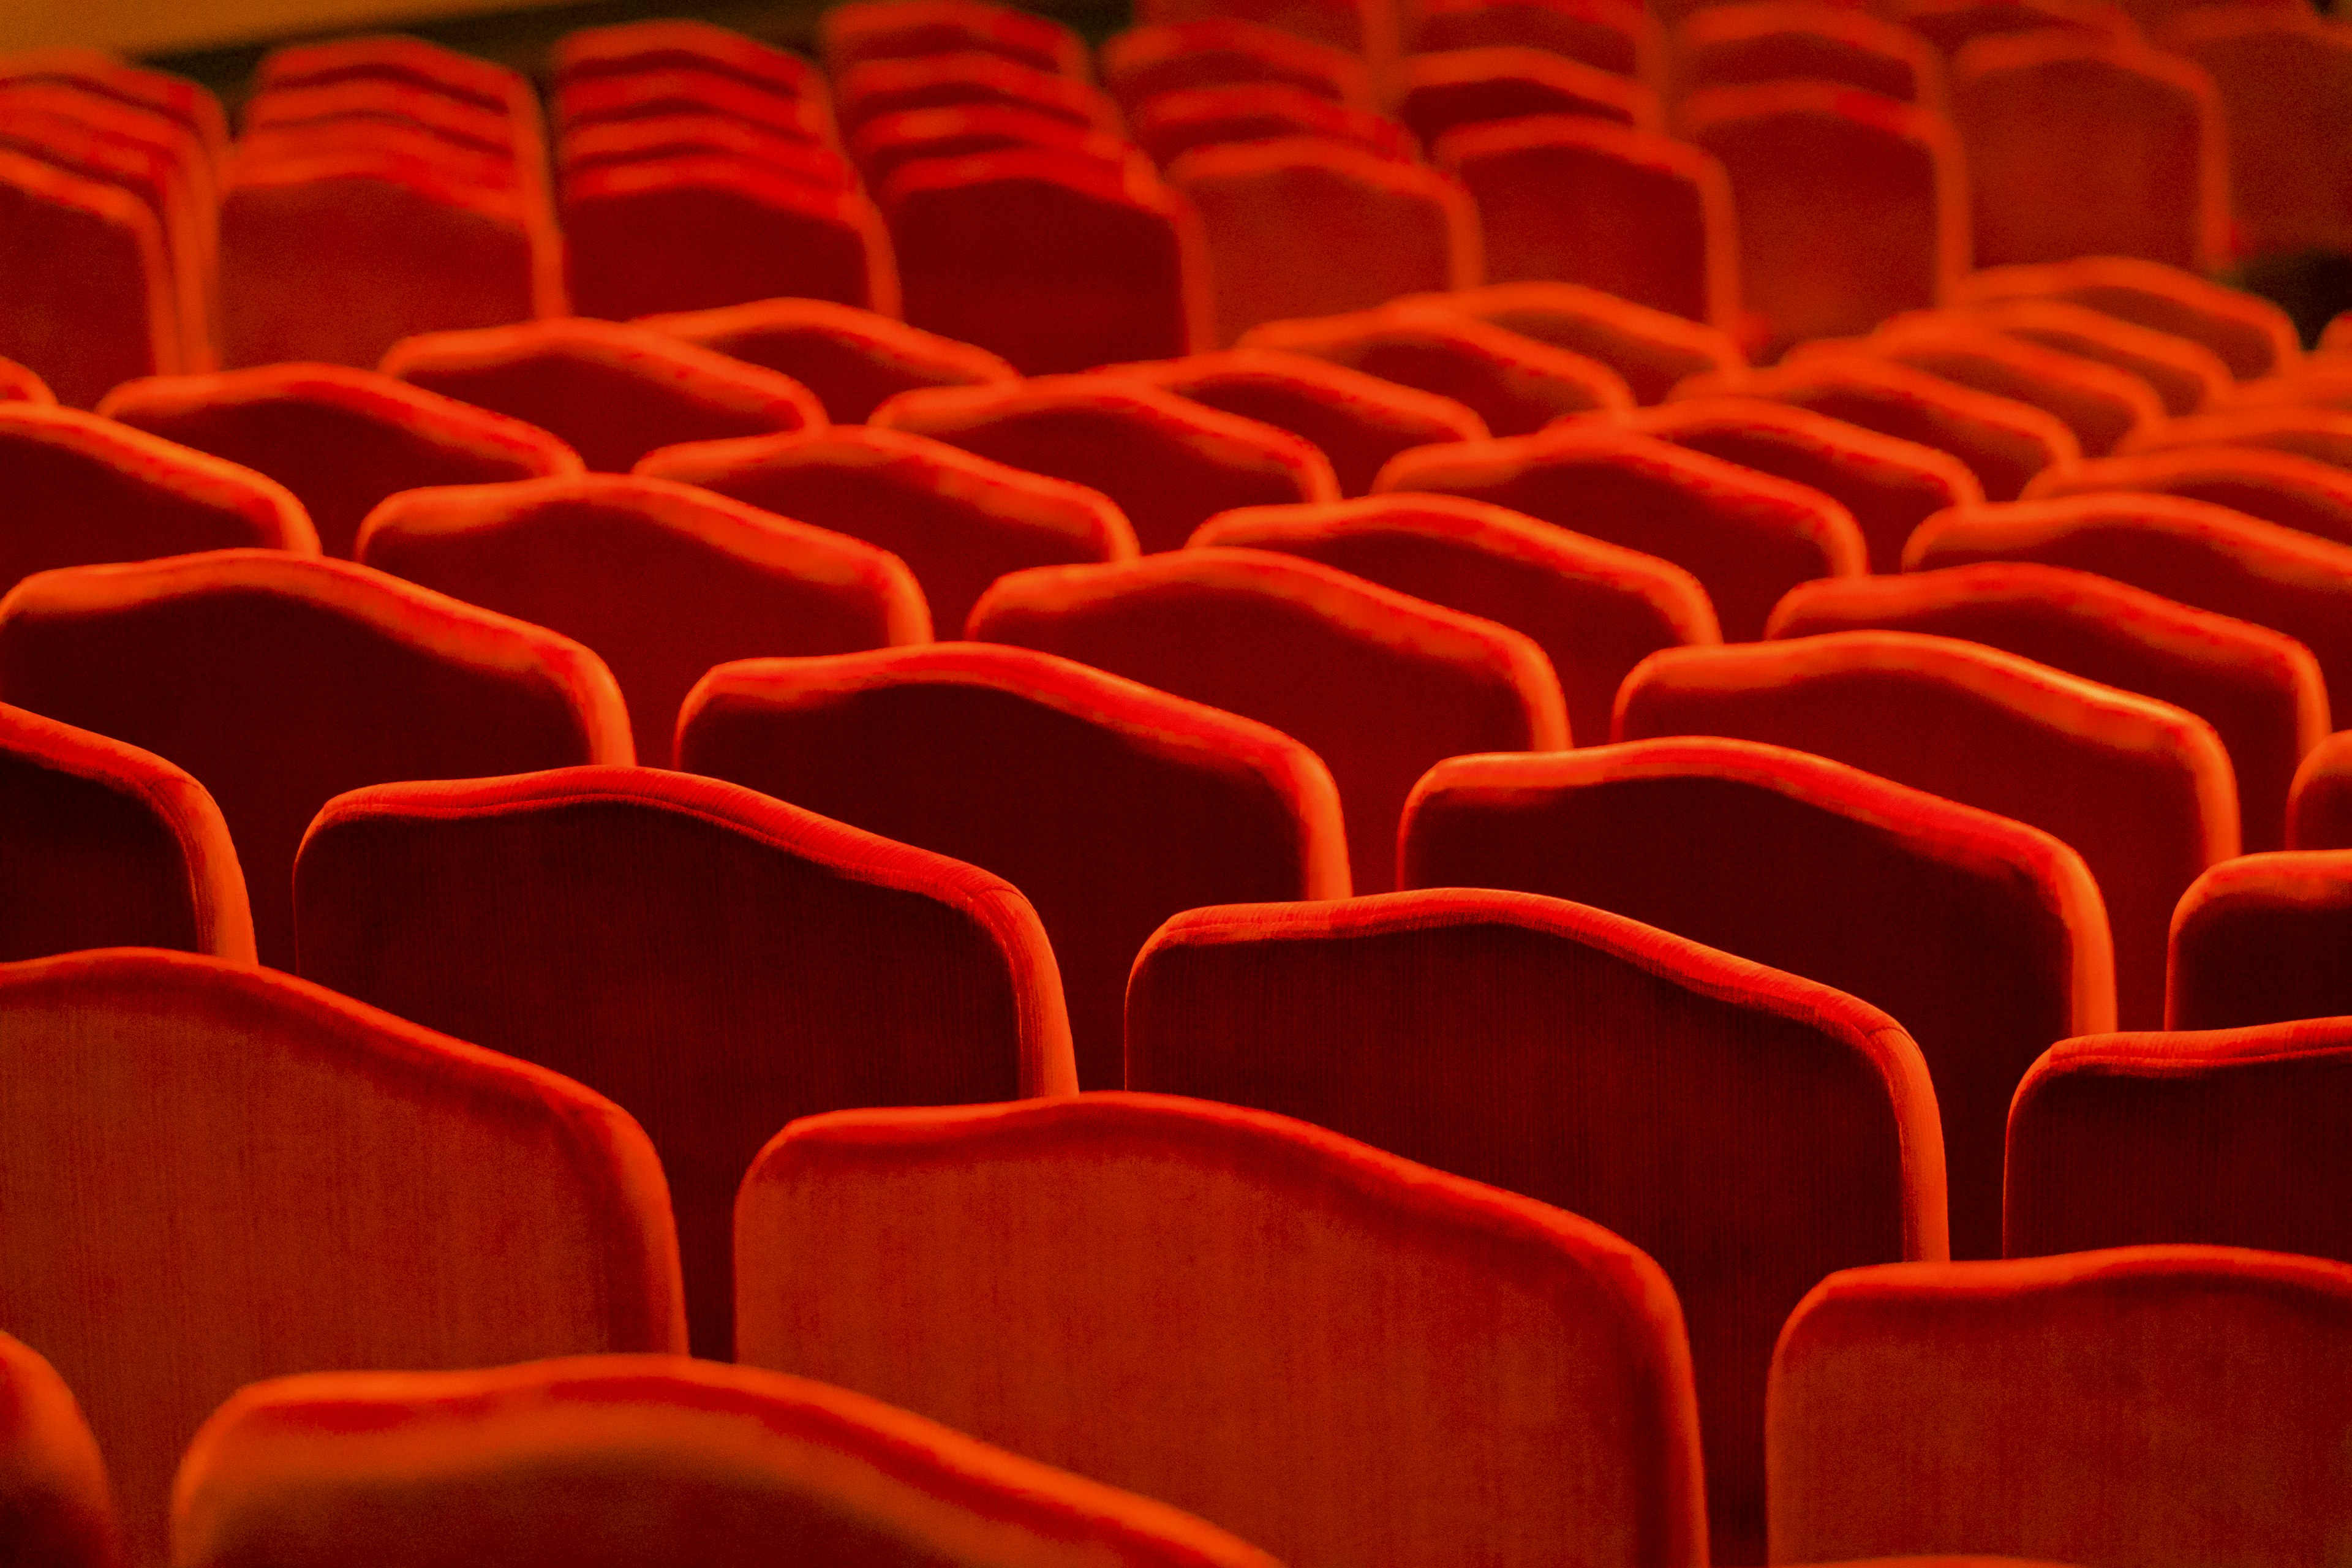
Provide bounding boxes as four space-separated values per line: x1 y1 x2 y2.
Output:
736 1092 1708 1566
97 363 582 559
0 355 53 404
1128 83 1419 167
1768 1246 2352 1565
850 102 1129 188
1125 889 1943 1564
0 1330 116 1568
2019 445 2352 547
676 642 1347 1089
1402 280 1746 404
1398 738 2110 1263
2165 851 2352 1028
356 475 929 766
1133 0 1401 75
1414 0 1665 84
380 317 824 474
172 1357 1278 1568
295 765 1074 1360
1673 1 1947 107
0 146 177 408
552 18 827 102
0 550 630 968
2165 7 2352 262
1894 0 2134 58
821 0 1091 78
634 296 1017 424
1396 45 1665 147
969 548 1566 888
1946 295 2233 417
1376 422 1864 640
835 53 1118 140
1617 630 2238 1029
1951 255 2301 383
1098 19 1375 111
0 702 253 964
2115 405 2352 472
0 948 685 1566
2007 1015 2352 1260
2291 730 2352 848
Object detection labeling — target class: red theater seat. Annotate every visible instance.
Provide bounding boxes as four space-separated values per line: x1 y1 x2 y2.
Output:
880 149 1211 374
0 551 630 967
1132 0 1401 71
1241 302 1634 434
0 702 253 964
1399 739 2108 1263
2166 9 2352 260
254 35 537 122
172 1357 1278 1568
0 355 53 404
1101 20 1373 110
1125 889 1943 1564
1767 1246 2352 1565
0 405 316 597
676 642 1347 1089
1894 0 2135 56
557 112 843 185
1434 116 1738 330
1904 493 2352 715
1128 83 1419 167
1944 295 2233 417
969 548 1566 888
551 19 827 103
295 765 1072 1360
1097 348 1488 497
2021 445 2352 547
1376 422 1864 640
2291 730 2352 848
1400 280 1746 404
835 53 1118 140
2116 406 2352 472
2164 852 2352 1028
1193 492 1719 741
635 297 1016 424
870 375 1335 553
850 102 1129 187
0 49 228 169
0 146 176 408
1617 630 2237 1029
1952 255 2301 383
2008 1017 2352 1264
1168 138 1481 345
736 1092 1709 1566
1674 2 1947 107
821 0 1090 78
380 317 823 473
1768 563 2326 851
1397 46 1665 148
1951 32 2228 272
0 1330 116 1568
637 425 1133 636
1616 396 1981 571
97 363 581 560
242 80 526 166
1413 0 1667 90
2223 360 2352 415
355 475 929 766
1680 82 1967 355
0 948 685 1566
552 70 833 146
1675 355 2079 501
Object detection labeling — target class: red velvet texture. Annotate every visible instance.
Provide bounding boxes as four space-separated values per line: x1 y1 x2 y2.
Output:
1947 294 2233 417
1129 83 1417 169
851 102 1129 192
2291 730 2352 848
292 764 1075 1360
172 1356 1276 1568
96 363 584 559
968 548 1567 889
355 473 929 767
0 702 253 965
1767 1246 2352 1564
1674 3 1945 105
1399 737 2111 1262
2007 1016 2352 1262
1124 889 1946 1564
554 20 827 100
676 642 1348 1090
2022 445 2352 548
0 551 630 968
0 355 55 405
736 1091 1709 1567
823 1 1090 78
0 145 175 409
1098 20 1375 110
1410 0 1667 87
635 297 1018 424
0 1330 119 1568
1617 631 2239 1030
834 53 1116 139
1396 45 1665 148
1407 280 1746 406
2166 9 2352 259
2164 850 2352 1029
0 948 685 1567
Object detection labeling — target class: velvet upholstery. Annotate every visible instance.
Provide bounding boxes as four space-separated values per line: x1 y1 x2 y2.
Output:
835 55 1118 141
1950 254 2301 383
1096 348 1488 496
1396 46 1665 148
968 548 1566 888
1903 492 2352 714
1615 397 1981 572
1799 318 2163 458
252 36 540 124
1240 301 1635 434
869 376 1336 553
294 764 1074 1359
850 103 1130 188
1767 563 2328 851
1766 1246 2352 1565
1399 737 2109 1262
2006 1016 2352 1261
1679 81 1966 355
636 426 1133 637
553 71 832 146
0 146 173 409
0 1330 117 1568
1125 889 1945 1564
1944 296 2233 416
0 355 53 405
822 0 1091 78
1128 84 1419 167
2020 445 2352 546
1432 115 1740 330
171 1357 1277 1568
2163 851 2352 1028
1674 2 1946 107
355 475 929 766
1193 492 1720 741
0 51 227 169
2165 9 2352 260
676 642 1347 1089
0 406 317 598
1132 0 1401 75
1893 0 2135 56
1412 0 1668 91
0 948 686 1567
735 1091 1709 1567
1167 137 1482 345
1098 20 1375 111
380 318 823 475
1404 280 1741 405
551 20 826 103
879 149 1212 375
557 112 850 183
2290 729 2352 848
2115 405 2352 471
1950 32 2229 271
1672 356 2080 502
0 702 252 965
2222 360 2352 414
1617 631 2239 1030
1375 423 1865 641
635 297 1017 424
96 364 581 559
0 550 629 967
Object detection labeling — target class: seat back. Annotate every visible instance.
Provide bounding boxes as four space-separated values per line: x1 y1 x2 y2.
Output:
1406 280 1745 404
1099 20 1374 111
0 146 175 407
2116 405 2352 471
1951 254 2301 382
552 19 827 100
0 1330 118 1568
2166 850 2352 1028
635 296 1017 424
1412 0 1667 89
1129 81 1418 166
2165 9 2352 261
1133 0 1401 79
1675 1 1947 107
2021 445 2352 546
2291 730 2352 848
1397 45 1665 148
822 0 1091 78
